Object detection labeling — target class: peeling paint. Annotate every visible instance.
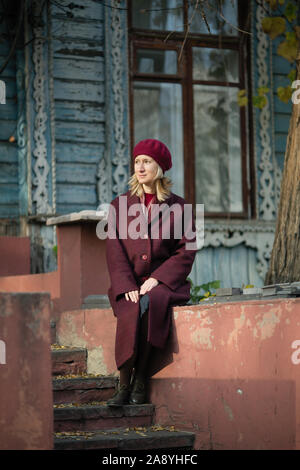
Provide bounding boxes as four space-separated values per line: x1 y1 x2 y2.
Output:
221 397 234 422
191 327 213 349
255 309 282 340
87 346 107 375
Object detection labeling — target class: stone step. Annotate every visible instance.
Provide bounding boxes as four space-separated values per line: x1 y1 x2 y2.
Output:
54 426 195 450
54 402 155 433
51 345 87 376
53 375 118 404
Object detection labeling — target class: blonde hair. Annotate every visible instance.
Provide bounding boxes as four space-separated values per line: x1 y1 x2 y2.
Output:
128 163 172 202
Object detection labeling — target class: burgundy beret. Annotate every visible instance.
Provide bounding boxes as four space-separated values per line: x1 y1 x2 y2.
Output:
133 139 172 173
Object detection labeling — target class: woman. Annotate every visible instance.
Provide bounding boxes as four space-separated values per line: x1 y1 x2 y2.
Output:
106 138 197 406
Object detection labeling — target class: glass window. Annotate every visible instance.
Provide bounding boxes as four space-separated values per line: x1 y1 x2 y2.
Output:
131 0 184 32
193 85 242 212
136 49 178 75
192 47 239 83
188 0 238 36
129 1 252 217
133 81 184 197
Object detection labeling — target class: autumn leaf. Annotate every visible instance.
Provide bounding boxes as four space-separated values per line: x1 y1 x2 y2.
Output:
266 0 284 10
252 95 268 109
277 85 293 103
237 89 248 107
277 32 298 62
285 2 297 22
8 136 15 143
261 17 286 39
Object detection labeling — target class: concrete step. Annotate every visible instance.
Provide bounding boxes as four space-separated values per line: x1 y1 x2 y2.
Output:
51 345 87 376
54 426 195 450
53 375 118 404
54 402 155 433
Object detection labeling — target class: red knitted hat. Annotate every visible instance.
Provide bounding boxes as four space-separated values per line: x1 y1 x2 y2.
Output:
133 139 172 173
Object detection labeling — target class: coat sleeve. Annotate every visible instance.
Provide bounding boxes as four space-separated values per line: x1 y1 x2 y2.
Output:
150 204 197 291
106 202 138 301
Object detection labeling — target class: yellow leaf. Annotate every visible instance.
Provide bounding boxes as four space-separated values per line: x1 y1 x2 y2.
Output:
277 38 298 62
237 89 248 107
261 17 286 39
277 85 293 103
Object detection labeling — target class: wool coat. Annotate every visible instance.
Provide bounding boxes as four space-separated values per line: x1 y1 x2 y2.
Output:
106 189 197 376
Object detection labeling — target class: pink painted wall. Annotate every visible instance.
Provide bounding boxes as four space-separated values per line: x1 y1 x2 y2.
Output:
0 293 53 449
57 298 300 450
0 236 30 276
0 223 109 318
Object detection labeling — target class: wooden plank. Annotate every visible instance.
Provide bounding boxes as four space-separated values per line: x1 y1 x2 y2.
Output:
56 203 97 215
0 58 16 78
273 94 292 114
56 163 97 184
0 162 18 183
275 134 288 153
54 100 105 123
0 120 17 140
0 143 17 163
0 78 16 99
51 0 103 21
55 142 104 163
52 38 104 60
55 121 105 144
53 78 104 103
51 17 103 42
274 113 291 134
56 183 97 205
0 100 18 121
0 205 19 217
53 57 104 81
0 183 19 204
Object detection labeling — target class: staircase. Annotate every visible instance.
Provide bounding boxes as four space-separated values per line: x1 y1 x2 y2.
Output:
51 344 195 451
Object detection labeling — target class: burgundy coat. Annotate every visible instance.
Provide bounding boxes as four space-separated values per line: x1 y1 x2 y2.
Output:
106 190 197 375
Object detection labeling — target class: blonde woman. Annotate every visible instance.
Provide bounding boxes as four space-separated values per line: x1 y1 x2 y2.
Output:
106 139 196 406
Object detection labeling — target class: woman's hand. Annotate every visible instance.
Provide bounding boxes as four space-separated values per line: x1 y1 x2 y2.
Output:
125 290 139 303
140 277 159 295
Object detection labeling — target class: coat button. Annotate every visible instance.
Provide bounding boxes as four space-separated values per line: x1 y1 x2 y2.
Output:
141 254 148 261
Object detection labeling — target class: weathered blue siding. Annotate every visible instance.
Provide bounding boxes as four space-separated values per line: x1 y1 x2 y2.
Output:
0 12 19 218
51 0 105 214
272 37 293 173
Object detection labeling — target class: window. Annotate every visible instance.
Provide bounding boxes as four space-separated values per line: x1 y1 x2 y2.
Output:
128 0 253 218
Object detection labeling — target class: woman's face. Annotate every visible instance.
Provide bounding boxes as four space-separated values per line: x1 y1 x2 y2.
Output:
134 154 158 186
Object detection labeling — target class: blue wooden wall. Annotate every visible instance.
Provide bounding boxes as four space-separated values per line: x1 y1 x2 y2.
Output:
50 0 105 214
0 7 19 218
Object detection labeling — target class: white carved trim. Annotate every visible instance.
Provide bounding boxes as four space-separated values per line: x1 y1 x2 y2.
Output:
256 4 276 221
200 220 275 281
47 0 56 214
32 16 51 215
110 0 129 196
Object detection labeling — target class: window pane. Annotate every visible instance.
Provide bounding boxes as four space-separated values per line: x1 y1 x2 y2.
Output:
193 85 242 212
133 81 184 197
137 49 177 74
193 47 239 82
188 0 238 36
131 0 184 32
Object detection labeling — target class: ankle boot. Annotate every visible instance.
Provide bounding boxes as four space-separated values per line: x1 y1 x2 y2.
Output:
107 384 131 407
129 378 147 405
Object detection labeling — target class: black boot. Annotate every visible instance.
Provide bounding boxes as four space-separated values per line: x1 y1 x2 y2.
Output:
107 384 131 407
129 378 147 405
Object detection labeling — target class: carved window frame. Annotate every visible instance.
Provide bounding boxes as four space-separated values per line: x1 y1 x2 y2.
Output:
127 0 255 219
